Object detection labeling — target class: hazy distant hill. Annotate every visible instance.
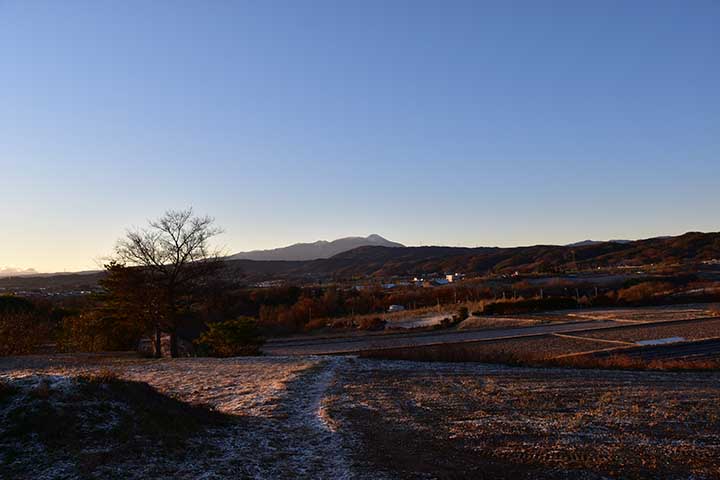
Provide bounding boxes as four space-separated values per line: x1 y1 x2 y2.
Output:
228 234 404 261
0 271 104 290
0 267 39 278
566 239 632 247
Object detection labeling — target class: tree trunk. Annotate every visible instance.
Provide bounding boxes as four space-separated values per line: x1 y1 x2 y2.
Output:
169 329 179 358
154 324 162 358
166 288 179 358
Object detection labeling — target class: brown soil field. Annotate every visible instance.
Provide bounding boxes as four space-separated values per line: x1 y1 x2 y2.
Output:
577 317 720 343
328 359 720 479
360 334 615 364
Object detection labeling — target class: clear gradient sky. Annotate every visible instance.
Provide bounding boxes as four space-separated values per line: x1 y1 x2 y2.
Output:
1 1 719 272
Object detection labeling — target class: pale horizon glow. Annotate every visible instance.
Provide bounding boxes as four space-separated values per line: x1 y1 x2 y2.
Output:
1 1 719 272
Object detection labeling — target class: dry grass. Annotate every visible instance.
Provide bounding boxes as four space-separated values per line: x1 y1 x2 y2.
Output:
78 368 120 384
551 354 720 371
303 317 329 331
458 316 539 330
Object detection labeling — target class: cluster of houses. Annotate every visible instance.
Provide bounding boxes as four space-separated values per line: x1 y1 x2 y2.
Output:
0 287 97 298
413 273 465 287
353 273 466 292
247 272 468 295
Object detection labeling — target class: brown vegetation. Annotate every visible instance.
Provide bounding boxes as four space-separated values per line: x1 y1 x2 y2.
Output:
0 312 49 356
616 281 675 303
550 354 720 371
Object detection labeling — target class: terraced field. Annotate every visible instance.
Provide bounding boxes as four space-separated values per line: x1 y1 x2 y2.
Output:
361 316 720 368
578 317 720 343
585 338 720 362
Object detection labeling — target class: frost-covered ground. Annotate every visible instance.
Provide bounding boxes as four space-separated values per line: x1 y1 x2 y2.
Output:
1 355 353 479
2 354 720 479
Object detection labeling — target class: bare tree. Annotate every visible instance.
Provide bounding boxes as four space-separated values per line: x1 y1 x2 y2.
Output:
114 208 224 357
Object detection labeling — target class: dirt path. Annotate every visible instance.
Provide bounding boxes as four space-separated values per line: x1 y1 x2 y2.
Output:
258 357 352 479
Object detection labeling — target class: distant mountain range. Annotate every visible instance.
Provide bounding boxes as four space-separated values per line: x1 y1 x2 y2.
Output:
228 234 404 261
3 232 719 289
0 267 39 278
219 231 720 282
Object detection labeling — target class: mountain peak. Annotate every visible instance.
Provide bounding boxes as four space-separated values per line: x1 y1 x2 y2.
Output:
367 234 387 242
229 235 404 262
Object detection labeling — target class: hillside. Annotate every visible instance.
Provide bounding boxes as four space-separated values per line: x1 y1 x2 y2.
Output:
0 271 104 291
225 231 720 281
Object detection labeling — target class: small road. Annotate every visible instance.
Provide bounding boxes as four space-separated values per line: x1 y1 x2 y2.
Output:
263 319 624 355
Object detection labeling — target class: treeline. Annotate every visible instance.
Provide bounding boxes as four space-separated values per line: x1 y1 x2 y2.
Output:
1 274 719 356
2 209 719 359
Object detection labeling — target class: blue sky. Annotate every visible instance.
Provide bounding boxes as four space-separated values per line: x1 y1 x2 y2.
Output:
1 0 718 272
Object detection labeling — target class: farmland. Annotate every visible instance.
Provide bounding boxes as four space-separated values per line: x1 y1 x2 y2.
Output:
3 305 720 478
264 305 720 356
359 314 720 369
2 354 719 479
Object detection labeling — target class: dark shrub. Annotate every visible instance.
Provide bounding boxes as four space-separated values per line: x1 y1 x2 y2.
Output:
196 317 264 357
0 296 35 314
0 380 18 402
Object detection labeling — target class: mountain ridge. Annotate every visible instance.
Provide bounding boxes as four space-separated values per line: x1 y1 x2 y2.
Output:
228 234 404 261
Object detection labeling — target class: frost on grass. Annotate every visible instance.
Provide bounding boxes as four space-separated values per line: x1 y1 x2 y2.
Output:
0 373 236 479
0 355 354 480
326 359 720 479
